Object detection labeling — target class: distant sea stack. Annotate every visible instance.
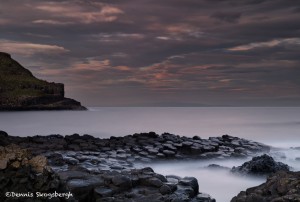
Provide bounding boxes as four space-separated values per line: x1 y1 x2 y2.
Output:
0 52 86 110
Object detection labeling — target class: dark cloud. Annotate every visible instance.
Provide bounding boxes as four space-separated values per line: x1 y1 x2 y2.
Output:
0 0 299 106
211 11 242 23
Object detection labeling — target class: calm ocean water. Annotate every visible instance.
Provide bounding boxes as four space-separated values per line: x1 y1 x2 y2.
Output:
1 107 300 201
0 107 300 147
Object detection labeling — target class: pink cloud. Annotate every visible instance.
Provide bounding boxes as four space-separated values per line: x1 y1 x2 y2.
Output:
34 2 124 24
0 39 69 56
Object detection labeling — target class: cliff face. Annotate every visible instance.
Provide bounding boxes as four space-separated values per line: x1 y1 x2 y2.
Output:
0 52 86 110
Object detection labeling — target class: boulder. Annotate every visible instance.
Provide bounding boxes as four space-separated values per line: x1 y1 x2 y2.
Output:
94 187 114 197
159 184 172 195
28 155 48 173
0 159 8 170
207 164 230 170
112 175 132 189
162 150 176 157
194 193 216 202
232 154 289 175
178 177 199 194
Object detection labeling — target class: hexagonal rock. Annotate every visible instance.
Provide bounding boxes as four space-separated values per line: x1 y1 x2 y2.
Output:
162 150 176 157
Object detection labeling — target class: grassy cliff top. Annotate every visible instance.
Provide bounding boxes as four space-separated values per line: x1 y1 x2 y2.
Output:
0 52 85 110
0 52 63 100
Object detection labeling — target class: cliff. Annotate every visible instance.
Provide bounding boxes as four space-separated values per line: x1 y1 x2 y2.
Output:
0 52 86 110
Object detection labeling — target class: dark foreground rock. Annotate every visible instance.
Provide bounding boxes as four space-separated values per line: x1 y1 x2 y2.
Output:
61 167 215 202
0 144 75 202
0 131 273 202
231 154 289 176
0 143 215 202
231 171 300 202
0 52 86 111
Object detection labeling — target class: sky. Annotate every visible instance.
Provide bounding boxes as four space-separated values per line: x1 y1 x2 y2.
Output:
1 0 300 106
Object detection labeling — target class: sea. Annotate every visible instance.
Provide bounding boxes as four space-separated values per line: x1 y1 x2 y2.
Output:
1 107 300 201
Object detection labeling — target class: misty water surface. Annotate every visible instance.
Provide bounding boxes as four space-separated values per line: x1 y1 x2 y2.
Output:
1 107 300 146
146 151 300 202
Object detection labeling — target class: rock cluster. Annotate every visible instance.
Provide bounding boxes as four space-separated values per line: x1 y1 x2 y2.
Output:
231 171 300 202
0 144 74 202
231 154 289 176
0 144 46 172
0 133 218 202
1 132 270 164
60 167 215 202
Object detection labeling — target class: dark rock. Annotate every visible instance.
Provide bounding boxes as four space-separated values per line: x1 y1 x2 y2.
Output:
67 177 104 201
0 131 8 137
0 144 74 202
165 183 177 192
175 185 196 198
48 153 65 166
112 175 132 189
64 157 79 165
144 177 163 188
58 171 89 181
159 184 172 195
231 171 300 202
163 144 177 151
193 136 202 140
166 175 181 184
207 164 230 170
195 193 216 202
162 150 176 157
232 154 289 175
94 187 114 197
178 177 199 194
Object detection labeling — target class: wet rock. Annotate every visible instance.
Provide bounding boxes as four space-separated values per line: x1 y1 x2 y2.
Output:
67 176 104 201
163 144 177 151
232 154 289 175
94 187 114 197
162 150 176 157
145 177 163 188
231 171 300 202
58 170 89 181
48 153 65 166
207 164 230 170
159 184 172 195
112 175 132 189
175 185 196 198
166 175 181 184
178 177 199 194
195 193 216 202
64 157 79 165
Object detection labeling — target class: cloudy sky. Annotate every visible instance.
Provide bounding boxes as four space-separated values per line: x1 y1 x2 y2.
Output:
1 0 300 106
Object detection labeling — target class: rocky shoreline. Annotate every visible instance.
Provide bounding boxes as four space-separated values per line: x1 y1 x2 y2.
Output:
0 131 270 161
1 130 298 202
